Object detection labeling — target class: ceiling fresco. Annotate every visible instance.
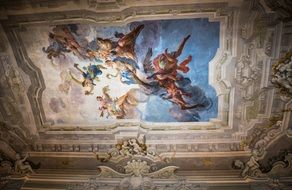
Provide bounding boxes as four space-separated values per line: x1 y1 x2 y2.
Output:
20 18 219 125
0 0 291 189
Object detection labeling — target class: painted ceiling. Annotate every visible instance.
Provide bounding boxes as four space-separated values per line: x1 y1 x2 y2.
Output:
0 0 291 189
21 18 219 125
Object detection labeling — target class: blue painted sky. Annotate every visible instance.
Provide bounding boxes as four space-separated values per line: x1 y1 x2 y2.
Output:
59 19 220 123
132 18 220 122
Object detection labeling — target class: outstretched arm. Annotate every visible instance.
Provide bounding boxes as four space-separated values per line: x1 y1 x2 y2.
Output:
20 153 29 162
74 63 86 75
174 35 191 58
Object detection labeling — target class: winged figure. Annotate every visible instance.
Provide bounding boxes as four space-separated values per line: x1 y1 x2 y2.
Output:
142 36 204 110
69 63 106 95
146 35 192 81
96 86 131 119
87 24 144 62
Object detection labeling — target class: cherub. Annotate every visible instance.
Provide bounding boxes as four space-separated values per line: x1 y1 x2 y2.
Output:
86 38 114 61
128 139 143 155
120 140 131 156
96 86 128 119
69 63 106 95
242 156 260 177
15 153 34 174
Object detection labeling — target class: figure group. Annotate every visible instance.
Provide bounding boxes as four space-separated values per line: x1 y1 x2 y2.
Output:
43 24 207 119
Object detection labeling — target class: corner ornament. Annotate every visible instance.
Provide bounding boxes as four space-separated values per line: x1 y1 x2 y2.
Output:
233 151 291 178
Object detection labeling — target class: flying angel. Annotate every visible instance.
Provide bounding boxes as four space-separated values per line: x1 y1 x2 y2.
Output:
69 63 106 95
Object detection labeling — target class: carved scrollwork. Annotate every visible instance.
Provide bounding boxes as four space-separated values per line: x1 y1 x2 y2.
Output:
162 178 205 190
235 54 260 89
240 118 283 158
252 120 283 158
97 159 178 190
233 155 262 177
233 151 291 178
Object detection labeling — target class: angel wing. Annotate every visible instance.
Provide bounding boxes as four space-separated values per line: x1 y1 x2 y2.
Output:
142 48 154 74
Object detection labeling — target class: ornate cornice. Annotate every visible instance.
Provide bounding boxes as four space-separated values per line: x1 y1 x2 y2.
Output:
0 1 291 189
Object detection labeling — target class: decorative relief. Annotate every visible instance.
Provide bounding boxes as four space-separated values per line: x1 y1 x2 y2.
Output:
232 100 290 179
232 0 284 131
97 159 178 190
14 153 35 175
88 0 125 9
162 179 205 190
1 3 290 186
0 122 26 152
0 1 239 146
233 155 261 177
271 51 292 97
264 34 272 57
0 154 14 175
0 54 35 147
95 134 172 163
241 119 283 158
0 152 38 177
264 0 292 21
215 53 227 82
233 151 291 178
67 177 109 190
235 54 260 91
0 0 78 11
